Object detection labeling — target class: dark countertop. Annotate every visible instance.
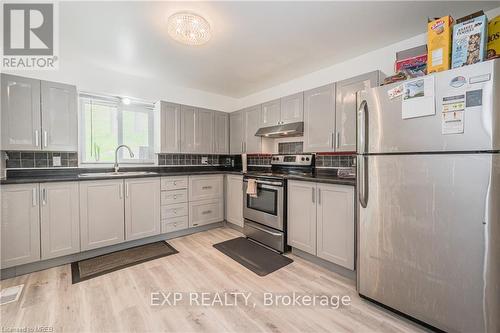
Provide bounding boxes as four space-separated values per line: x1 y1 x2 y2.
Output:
0 167 355 186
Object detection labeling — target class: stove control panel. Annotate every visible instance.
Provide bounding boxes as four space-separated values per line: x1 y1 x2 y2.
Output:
270 154 314 166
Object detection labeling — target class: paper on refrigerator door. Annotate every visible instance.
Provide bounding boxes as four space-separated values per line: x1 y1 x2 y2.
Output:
401 76 436 119
441 94 465 135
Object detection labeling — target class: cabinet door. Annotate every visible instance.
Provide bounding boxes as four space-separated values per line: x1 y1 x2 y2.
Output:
335 71 380 152
189 199 223 227
180 105 196 153
303 84 335 152
229 111 244 154
1 74 41 151
189 175 223 201
317 184 355 269
41 81 78 151
261 99 281 126
158 102 180 153
280 92 304 124
287 181 317 255
244 105 262 153
196 109 214 153
79 179 125 251
1 184 40 268
225 175 243 227
40 182 80 260
214 112 229 154
125 178 160 241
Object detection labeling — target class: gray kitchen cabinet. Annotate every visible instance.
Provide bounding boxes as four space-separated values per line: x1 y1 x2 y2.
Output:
40 182 80 260
180 105 197 153
244 105 262 153
225 175 244 228
80 179 125 251
189 199 223 228
335 71 382 152
316 183 355 270
154 101 180 153
125 178 160 241
40 80 78 151
303 83 336 152
214 112 229 154
287 181 317 255
1 74 41 151
1 184 41 268
230 111 244 154
261 99 281 127
195 108 214 153
280 92 304 124
189 175 223 201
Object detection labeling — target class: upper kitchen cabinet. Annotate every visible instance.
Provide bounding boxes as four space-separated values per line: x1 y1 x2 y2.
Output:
230 111 244 154
154 101 180 153
195 109 214 153
303 83 336 152
40 81 78 151
180 105 197 153
335 71 383 152
280 92 303 124
1 74 41 151
214 111 229 154
261 99 281 127
0 74 77 152
244 105 262 153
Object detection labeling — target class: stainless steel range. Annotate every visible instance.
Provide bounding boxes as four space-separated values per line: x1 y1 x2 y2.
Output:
243 154 314 253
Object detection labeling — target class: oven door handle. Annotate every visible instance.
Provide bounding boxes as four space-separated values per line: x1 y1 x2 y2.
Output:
244 179 282 186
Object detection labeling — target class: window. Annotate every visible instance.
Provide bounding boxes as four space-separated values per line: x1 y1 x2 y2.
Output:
80 94 155 164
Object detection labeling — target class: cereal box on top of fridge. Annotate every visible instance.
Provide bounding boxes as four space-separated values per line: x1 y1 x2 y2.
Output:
487 15 500 59
427 16 454 73
452 11 488 68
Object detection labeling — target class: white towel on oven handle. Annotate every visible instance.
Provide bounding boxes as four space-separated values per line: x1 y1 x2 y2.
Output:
246 179 258 198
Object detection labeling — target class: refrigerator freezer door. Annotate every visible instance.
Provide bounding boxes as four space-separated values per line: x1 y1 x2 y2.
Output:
358 60 500 154
357 153 500 332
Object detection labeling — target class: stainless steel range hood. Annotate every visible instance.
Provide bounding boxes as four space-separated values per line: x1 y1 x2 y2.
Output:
254 122 304 138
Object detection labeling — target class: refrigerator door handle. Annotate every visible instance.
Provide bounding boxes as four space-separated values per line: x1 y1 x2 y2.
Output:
357 155 368 208
357 100 368 154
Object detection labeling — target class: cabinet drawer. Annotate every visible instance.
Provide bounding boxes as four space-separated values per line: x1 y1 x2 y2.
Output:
189 199 223 228
161 189 188 205
161 177 188 191
189 175 223 201
161 203 188 219
161 216 188 234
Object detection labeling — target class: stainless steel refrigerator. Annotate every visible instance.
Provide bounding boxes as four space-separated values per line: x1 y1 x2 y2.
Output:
357 59 499 333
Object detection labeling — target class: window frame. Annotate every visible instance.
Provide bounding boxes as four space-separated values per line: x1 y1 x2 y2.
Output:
79 93 156 165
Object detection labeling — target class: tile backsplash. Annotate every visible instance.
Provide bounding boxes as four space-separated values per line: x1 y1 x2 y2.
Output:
4 151 78 168
158 154 234 166
278 142 303 154
315 155 355 168
247 155 271 166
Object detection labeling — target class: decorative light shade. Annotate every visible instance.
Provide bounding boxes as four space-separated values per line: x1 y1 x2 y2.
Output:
167 12 211 46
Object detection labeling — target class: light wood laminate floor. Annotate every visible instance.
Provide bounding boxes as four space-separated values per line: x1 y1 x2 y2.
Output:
1 227 426 333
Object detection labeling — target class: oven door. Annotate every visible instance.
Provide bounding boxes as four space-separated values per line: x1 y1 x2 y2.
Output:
243 180 283 231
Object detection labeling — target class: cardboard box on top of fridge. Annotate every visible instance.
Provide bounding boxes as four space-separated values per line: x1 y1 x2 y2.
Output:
452 11 488 68
487 15 500 59
395 45 427 77
427 16 454 73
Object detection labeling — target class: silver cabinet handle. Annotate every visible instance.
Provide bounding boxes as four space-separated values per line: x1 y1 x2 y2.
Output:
32 187 37 206
173 195 177 199
173 181 177 186
336 132 340 149
331 132 335 149
34 130 39 147
119 183 123 198
42 188 47 205
202 186 212 190
125 183 129 198
43 131 48 148
312 187 315 203
241 142 244 152
202 210 212 215
318 188 321 205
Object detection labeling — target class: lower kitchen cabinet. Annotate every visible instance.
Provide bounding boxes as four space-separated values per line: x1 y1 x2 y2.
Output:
189 199 223 227
225 175 244 227
1 184 41 268
124 178 160 241
287 181 317 254
316 183 355 269
79 179 125 251
161 216 188 233
287 180 355 270
40 182 80 260
189 175 223 201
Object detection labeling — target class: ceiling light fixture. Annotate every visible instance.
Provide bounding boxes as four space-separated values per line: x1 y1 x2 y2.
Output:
121 97 131 105
167 12 211 46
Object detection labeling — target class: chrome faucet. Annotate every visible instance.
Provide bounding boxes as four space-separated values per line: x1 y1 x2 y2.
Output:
114 145 134 173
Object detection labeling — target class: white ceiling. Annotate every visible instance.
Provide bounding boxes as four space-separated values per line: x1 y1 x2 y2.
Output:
61 1 498 98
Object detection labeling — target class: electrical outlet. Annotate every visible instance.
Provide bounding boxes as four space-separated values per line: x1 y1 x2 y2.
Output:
53 156 62 167
201 156 208 165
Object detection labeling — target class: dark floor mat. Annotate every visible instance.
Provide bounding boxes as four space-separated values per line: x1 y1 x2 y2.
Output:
71 241 178 283
213 237 293 276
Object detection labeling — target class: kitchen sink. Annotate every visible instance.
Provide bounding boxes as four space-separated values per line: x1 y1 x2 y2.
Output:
78 171 159 178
